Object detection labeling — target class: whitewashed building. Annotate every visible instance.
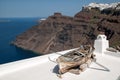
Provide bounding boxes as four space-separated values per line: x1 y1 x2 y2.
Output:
0 34 120 80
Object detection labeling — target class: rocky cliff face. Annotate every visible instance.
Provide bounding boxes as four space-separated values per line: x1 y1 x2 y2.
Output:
13 2 120 54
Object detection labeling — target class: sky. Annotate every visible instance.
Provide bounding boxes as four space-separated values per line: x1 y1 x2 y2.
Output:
0 0 120 18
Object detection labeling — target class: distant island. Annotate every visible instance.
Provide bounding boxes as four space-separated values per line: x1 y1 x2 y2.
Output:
0 20 11 22
12 2 120 54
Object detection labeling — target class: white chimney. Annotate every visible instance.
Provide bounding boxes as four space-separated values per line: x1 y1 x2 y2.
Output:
94 34 109 54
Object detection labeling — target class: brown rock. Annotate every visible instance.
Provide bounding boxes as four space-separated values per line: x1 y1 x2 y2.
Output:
12 5 120 54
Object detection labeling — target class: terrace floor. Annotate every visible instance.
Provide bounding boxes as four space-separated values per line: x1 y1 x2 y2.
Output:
0 49 120 80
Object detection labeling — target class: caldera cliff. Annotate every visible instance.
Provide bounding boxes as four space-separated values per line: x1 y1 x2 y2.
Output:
13 2 120 54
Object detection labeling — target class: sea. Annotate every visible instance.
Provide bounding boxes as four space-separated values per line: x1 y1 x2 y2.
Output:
0 17 42 64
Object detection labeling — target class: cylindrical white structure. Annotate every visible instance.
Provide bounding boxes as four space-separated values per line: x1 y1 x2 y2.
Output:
94 34 109 54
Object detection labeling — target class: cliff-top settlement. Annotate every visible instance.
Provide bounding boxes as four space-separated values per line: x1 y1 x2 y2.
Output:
13 2 120 54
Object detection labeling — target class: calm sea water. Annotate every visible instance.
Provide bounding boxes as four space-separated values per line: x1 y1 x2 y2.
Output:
0 18 41 64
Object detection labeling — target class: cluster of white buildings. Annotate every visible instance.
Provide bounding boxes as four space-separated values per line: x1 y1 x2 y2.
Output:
84 2 120 10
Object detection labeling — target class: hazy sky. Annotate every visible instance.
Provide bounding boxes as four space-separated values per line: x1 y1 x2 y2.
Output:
0 0 119 18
